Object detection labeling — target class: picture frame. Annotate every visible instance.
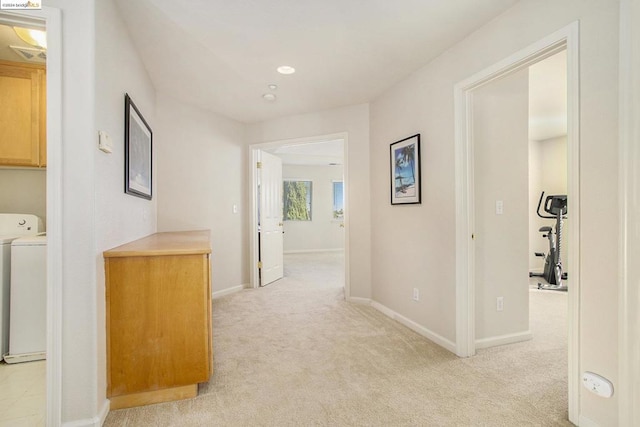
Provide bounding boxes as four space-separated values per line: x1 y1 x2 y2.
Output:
390 133 421 205
124 93 152 200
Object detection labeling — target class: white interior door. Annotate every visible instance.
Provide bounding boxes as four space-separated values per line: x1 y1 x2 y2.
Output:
472 68 530 346
259 151 284 286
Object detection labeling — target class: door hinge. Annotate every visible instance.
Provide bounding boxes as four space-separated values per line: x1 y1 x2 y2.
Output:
257 261 263 269
256 161 262 169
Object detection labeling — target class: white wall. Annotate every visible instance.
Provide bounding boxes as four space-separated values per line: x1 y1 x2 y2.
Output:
473 69 530 343
23 0 157 424
38 0 98 423
282 164 344 253
529 136 568 271
369 0 619 424
246 104 371 299
528 139 543 269
95 0 157 421
0 169 46 223
155 93 247 292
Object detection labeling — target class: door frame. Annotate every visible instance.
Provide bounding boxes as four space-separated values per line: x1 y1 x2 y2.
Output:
0 7 62 426
618 0 640 424
453 22 580 423
249 132 349 297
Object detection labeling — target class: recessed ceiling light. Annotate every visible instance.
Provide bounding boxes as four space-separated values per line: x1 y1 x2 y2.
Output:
277 66 296 75
13 27 47 49
268 84 278 90
262 93 276 102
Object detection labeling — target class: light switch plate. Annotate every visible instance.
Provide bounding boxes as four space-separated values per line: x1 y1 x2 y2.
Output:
98 130 113 153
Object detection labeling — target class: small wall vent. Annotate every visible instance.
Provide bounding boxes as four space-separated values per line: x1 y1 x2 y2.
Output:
10 45 46 63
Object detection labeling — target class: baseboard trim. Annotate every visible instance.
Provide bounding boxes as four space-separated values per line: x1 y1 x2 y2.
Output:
62 399 109 427
578 415 601 427
370 301 457 354
475 330 532 349
212 284 245 299
284 249 344 254
346 297 371 305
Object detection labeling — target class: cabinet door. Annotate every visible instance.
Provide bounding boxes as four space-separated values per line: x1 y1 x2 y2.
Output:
38 69 46 167
106 254 211 397
0 63 42 166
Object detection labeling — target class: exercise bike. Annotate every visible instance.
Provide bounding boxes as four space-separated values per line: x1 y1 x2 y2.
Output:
529 192 568 291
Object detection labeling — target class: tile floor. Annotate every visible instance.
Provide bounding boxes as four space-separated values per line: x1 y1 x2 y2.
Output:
0 360 45 426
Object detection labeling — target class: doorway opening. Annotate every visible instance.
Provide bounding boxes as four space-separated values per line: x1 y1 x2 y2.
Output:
0 13 47 426
454 23 580 424
0 7 61 426
249 133 349 298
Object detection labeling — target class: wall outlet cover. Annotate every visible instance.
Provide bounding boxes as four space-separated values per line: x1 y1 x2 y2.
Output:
582 372 614 398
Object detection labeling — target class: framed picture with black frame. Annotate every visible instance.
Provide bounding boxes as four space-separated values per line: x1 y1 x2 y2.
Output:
124 93 152 200
390 133 421 205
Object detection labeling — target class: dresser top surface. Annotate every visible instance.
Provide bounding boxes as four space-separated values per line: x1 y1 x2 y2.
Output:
103 230 211 258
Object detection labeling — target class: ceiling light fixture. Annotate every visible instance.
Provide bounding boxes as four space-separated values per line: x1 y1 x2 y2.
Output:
13 27 47 50
262 93 276 102
277 65 295 75
268 84 278 90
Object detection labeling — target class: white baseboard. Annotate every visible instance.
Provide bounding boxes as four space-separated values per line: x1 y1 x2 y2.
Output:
346 296 371 305
284 248 344 254
370 301 457 354
578 415 601 427
62 399 109 427
475 330 532 349
212 284 245 299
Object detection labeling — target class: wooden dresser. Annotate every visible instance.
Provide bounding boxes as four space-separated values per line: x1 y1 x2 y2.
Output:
104 230 213 409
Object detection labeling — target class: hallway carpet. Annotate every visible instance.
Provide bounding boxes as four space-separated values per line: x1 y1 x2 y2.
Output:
105 252 570 426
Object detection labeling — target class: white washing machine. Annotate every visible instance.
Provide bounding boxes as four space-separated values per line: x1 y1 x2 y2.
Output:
0 214 43 362
5 234 47 363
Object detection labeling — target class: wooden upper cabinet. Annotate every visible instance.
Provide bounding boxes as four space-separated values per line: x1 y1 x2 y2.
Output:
0 60 46 167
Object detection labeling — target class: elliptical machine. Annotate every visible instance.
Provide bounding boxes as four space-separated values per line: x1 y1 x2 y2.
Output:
529 192 568 291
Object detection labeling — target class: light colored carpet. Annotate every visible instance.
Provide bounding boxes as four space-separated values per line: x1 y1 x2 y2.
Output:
104 252 570 426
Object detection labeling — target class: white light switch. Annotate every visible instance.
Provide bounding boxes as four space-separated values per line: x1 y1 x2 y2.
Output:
232 204 238 214
495 200 504 215
98 131 113 153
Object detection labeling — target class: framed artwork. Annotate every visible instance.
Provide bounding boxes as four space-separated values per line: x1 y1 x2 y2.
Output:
390 134 421 205
124 93 152 200
283 180 312 220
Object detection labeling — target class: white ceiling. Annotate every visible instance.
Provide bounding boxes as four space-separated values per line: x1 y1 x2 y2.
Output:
114 0 520 124
0 23 44 63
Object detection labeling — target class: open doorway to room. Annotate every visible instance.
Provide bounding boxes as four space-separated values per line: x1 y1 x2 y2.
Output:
526 52 569 388
466 47 572 422
0 14 48 426
455 23 579 425
250 136 347 297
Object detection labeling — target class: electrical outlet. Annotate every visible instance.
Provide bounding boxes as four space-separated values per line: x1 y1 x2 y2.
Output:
413 288 419 301
496 297 504 311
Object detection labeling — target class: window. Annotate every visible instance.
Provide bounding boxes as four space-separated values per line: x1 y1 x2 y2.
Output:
333 181 344 220
283 180 312 221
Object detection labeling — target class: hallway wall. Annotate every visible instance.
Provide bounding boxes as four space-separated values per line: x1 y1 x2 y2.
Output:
369 0 620 424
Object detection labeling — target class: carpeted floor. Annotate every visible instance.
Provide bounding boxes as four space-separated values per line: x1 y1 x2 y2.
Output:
104 252 570 426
